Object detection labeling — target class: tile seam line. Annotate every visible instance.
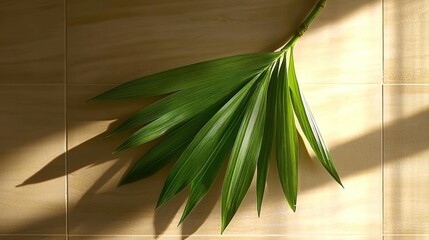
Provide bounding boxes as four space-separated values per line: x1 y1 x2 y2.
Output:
0 233 429 237
64 0 69 238
1 234 429 237
0 83 65 86
65 82 386 85
381 0 385 237
384 234 429 236
67 234 386 237
2 83 427 86
0 234 66 236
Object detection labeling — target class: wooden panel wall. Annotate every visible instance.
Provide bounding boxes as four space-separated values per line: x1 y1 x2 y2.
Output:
0 0 427 239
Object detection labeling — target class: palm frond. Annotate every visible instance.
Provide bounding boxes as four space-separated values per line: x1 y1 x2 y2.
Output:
156 76 259 208
256 59 280 216
221 68 271 232
92 0 342 233
113 80 247 152
92 52 279 100
108 66 266 136
288 48 343 187
276 51 299 211
119 109 217 185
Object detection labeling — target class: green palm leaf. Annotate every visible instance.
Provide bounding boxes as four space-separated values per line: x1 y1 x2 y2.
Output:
288 48 343 187
108 68 267 136
119 109 217 185
256 59 279 216
92 0 342 233
178 118 238 225
276 52 299 211
92 52 279 100
221 68 272 233
113 80 248 152
156 75 260 208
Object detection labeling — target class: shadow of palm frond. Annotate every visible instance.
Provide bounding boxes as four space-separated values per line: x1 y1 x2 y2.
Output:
10 0 385 236
14 107 429 236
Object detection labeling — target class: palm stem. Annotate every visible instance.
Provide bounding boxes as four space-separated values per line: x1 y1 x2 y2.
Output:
281 0 327 51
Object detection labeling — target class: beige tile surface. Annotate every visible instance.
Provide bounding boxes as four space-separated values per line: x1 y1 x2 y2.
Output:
6 0 428 237
0 85 65 234
0 0 64 84
384 0 429 83
69 235 381 240
67 84 381 236
66 84 163 235
67 0 320 84
384 237 429 240
384 85 429 234
0 237 65 240
67 0 381 85
295 0 382 84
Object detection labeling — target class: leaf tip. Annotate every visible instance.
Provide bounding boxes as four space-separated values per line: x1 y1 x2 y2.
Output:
287 200 297 212
339 181 345 189
177 221 182 227
88 92 108 102
178 216 186 227
257 204 262 217
86 97 96 103
221 213 233 234
106 123 130 138
333 174 344 188
113 143 127 154
220 225 226 235
104 131 117 139
179 206 192 226
117 180 126 187
118 175 133 187
155 196 166 210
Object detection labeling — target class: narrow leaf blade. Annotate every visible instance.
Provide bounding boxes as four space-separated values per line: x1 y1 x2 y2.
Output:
288 48 342 186
276 52 299 211
110 70 259 136
256 60 279 216
114 78 250 152
179 121 238 224
221 69 271 233
119 109 216 185
92 52 279 100
156 75 259 208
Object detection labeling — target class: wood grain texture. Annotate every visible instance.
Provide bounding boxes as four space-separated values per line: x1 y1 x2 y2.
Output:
69 236 382 240
67 0 381 85
295 0 382 84
384 85 429 234
384 0 429 83
66 84 163 235
0 85 65 234
65 84 382 235
0 237 65 240
66 0 319 84
6 0 429 238
0 0 64 84
385 237 429 240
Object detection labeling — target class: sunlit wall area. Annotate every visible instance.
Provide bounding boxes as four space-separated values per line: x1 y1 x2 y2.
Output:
384 0 429 237
0 0 427 239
